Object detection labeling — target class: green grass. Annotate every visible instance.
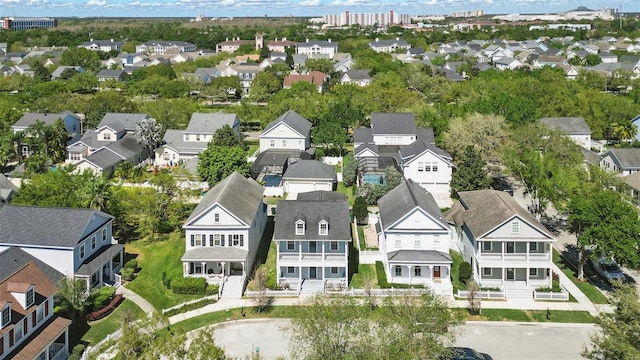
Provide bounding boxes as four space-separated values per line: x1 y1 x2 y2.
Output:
450 251 468 293
357 226 366 250
466 308 594 323
553 249 609 305
264 196 283 205
336 182 354 205
350 264 378 289
81 299 145 346
245 139 259 156
125 232 201 309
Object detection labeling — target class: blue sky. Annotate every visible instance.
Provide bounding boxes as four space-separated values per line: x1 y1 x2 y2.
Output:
2 0 637 18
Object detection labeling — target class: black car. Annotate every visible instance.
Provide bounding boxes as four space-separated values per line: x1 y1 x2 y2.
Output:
491 177 514 196
443 347 494 360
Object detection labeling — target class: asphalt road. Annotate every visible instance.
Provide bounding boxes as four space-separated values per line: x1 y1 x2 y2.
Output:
211 319 595 360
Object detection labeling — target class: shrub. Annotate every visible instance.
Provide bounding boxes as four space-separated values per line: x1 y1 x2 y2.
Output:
162 271 171 289
120 267 135 281
171 277 208 295
67 355 80 360
86 294 123 321
352 196 369 225
375 261 390 288
124 259 138 270
88 286 115 311
458 262 472 284
72 344 85 356
205 284 220 296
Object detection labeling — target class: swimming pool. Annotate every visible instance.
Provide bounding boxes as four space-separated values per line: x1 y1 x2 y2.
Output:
263 175 282 187
362 174 384 185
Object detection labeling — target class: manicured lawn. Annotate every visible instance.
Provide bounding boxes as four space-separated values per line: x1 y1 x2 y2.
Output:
81 299 145 346
350 264 378 289
465 308 594 323
245 139 259 156
553 249 609 305
450 251 468 293
125 232 201 309
357 226 366 250
336 182 354 205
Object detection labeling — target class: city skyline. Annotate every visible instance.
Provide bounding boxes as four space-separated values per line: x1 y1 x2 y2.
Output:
0 0 636 19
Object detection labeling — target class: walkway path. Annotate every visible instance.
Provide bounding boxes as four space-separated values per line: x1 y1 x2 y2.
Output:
116 286 155 315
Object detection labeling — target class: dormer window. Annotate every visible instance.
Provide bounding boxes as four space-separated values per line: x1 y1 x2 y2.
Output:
319 221 328 236
295 220 305 235
26 287 34 308
1 304 10 328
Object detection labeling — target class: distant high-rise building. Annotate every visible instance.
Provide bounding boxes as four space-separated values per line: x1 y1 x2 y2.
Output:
0 17 57 30
322 10 410 27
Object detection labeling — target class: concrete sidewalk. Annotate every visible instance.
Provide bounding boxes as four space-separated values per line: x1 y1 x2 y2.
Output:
116 286 156 315
168 297 302 325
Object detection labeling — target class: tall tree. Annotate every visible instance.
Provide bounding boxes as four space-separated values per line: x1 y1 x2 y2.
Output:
198 145 250 187
211 124 244 148
450 146 490 198
567 189 640 280
441 113 508 165
55 276 90 319
342 152 357 187
60 47 102 72
583 284 640 360
135 117 162 161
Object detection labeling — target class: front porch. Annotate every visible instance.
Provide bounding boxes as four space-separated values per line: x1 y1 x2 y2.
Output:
278 265 347 290
76 244 124 291
181 247 249 285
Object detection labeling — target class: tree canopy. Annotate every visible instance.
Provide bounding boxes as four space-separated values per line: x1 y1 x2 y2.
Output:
198 145 250 187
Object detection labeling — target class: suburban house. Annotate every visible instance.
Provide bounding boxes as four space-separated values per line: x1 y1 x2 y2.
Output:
12 111 82 157
354 112 453 206
79 39 123 52
67 113 150 177
340 69 372 86
282 160 337 196
181 172 267 298
155 112 240 166
282 71 326 93
215 37 255 53
0 174 18 207
0 205 124 291
274 191 350 293
50 66 84 80
600 148 640 175
258 110 312 153
135 40 196 55
539 116 592 150
369 38 411 53
0 251 71 360
296 39 338 59
97 69 127 82
445 190 556 298
376 179 452 296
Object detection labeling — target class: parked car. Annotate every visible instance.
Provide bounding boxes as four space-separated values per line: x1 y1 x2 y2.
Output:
591 256 626 284
442 347 493 360
491 177 514 196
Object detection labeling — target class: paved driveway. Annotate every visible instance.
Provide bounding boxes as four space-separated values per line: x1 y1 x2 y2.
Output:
211 319 595 360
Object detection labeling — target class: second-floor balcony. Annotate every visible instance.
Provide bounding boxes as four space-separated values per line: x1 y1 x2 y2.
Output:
478 252 551 262
278 252 347 265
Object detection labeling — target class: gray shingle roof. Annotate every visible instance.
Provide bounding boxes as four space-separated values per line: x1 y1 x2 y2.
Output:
185 172 264 226
181 247 248 261
353 128 373 145
605 148 640 170
378 179 447 231
185 112 239 134
13 111 79 128
0 247 64 286
283 160 336 181
274 199 350 241
75 244 124 276
296 191 346 201
298 40 338 48
370 39 410 47
371 112 417 136
387 250 452 263
447 190 554 239
0 205 114 248
539 117 592 135
344 69 371 80
160 129 208 155
261 110 312 138
98 113 149 132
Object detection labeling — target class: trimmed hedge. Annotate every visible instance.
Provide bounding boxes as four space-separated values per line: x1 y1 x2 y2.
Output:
124 259 138 269
458 262 472 285
88 286 116 312
171 277 208 295
375 261 390 288
87 293 123 321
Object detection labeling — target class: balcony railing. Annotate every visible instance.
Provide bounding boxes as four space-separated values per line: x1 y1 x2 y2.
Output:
478 252 551 262
278 253 347 263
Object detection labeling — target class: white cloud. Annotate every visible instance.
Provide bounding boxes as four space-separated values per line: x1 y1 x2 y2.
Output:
300 0 321 6
87 0 106 6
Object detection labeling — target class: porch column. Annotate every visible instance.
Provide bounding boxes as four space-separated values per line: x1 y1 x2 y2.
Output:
183 262 188 276
501 242 504 260
298 266 302 288
242 262 246 277
299 242 302 261
526 266 529 285
201 262 206 275
408 265 413 284
322 242 325 259
527 241 530 261
221 262 226 276
276 241 280 264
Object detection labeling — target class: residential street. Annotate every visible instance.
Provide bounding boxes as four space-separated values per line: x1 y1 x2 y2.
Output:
209 319 595 360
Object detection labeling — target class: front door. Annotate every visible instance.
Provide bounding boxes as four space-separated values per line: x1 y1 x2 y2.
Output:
433 266 441 278
309 267 317 279
506 267 515 281
309 241 317 253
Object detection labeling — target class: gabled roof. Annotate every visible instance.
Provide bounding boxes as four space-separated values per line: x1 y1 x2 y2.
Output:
160 129 207 154
447 190 554 240
298 40 338 48
370 112 416 136
283 160 336 181
0 247 63 286
261 110 312 138
185 112 239 134
98 113 149 132
296 191 346 201
353 127 373 145
13 111 79 128
343 69 371 80
378 179 447 231
603 148 640 170
185 172 264 226
399 135 452 163
387 250 451 263
0 262 57 315
97 69 127 78
539 117 592 135
273 198 350 241
0 173 18 201
0 205 114 248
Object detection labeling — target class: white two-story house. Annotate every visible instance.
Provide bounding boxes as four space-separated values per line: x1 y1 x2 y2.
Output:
354 113 453 207
12 111 82 158
181 172 267 298
0 255 71 360
258 110 312 153
377 179 452 296
539 117 592 150
156 112 240 166
296 39 338 59
446 190 556 298
274 191 350 293
0 205 124 291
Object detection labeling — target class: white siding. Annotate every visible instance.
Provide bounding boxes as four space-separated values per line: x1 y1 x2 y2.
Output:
187 204 246 227
259 123 306 152
403 151 452 197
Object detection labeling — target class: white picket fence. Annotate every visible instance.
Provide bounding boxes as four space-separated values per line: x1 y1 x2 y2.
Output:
533 286 569 301
246 288 299 297
457 289 506 299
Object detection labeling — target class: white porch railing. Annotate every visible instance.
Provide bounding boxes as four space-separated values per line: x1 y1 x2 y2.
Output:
533 285 569 301
457 289 506 299
324 288 430 297
246 288 299 297
478 252 551 262
278 253 347 262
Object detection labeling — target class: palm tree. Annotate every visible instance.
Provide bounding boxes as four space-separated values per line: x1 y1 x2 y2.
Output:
610 121 637 144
